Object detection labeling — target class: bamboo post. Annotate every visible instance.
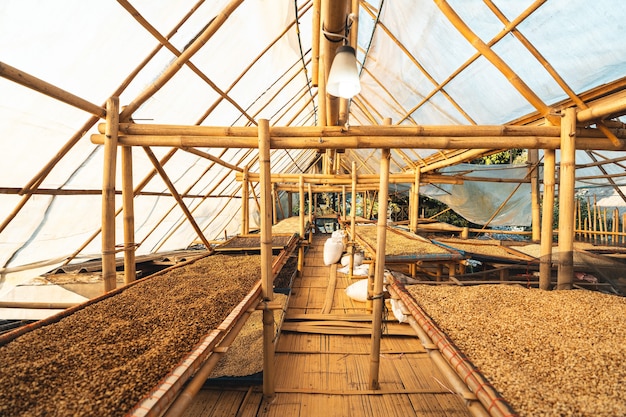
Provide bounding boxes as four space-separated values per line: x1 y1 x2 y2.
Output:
611 207 619 245
298 176 305 276
622 213 626 245
539 149 555 290
241 166 249 234
121 145 136 284
308 183 313 243
557 108 576 290
342 185 347 221
349 161 357 277
410 169 420 233
102 97 119 293
529 149 540 242
369 145 390 390
311 0 321 86
258 119 275 398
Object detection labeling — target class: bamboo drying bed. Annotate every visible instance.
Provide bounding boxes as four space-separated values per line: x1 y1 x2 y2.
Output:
432 238 538 264
271 216 311 235
351 225 463 265
0 246 296 417
214 233 296 253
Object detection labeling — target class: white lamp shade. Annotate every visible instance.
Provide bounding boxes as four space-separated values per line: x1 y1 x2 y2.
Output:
327 45 361 99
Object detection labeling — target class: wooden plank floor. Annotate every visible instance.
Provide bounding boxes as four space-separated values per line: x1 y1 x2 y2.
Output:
183 235 472 417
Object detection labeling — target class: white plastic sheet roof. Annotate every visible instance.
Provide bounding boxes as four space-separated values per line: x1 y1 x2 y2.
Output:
1 0 625 283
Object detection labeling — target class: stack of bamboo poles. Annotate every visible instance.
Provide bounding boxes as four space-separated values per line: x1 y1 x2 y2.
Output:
576 197 626 245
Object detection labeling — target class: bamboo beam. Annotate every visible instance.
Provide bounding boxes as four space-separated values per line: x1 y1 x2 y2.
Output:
104 122 614 138
0 61 106 118
142 147 212 249
539 148 555 290
320 0 350 126
119 0 245 121
121 145 136 284
369 147 390 390
92 132 626 151
557 108 577 290
434 0 550 117
311 0 321 86
577 89 626 123
181 147 243 172
258 119 275 398
102 98 119 293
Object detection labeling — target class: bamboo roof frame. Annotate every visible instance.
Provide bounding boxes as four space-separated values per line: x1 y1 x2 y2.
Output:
1 0 626 276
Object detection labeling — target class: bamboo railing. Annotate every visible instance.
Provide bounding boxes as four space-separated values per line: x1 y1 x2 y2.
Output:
576 198 626 246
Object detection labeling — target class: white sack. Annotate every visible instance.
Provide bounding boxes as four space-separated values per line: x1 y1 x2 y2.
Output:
340 252 364 267
344 279 369 302
390 298 408 323
323 238 344 265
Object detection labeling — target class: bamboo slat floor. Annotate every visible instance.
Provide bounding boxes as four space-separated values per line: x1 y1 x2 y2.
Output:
183 235 472 417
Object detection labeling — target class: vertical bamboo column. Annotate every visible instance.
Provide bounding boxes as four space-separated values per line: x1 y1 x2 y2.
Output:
102 97 119 293
311 0 321 86
342 185 347 221
409 169 420 233
557 108 576 290
308 183 313 243
529 149 541 242
121 145 136 284
369 146 390 390
349 161 357 276
298 175 305 276
539 149 556 290
258 119 275 398
241 166 250 235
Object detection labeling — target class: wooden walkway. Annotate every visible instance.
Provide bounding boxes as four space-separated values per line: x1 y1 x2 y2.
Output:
183 235 472 417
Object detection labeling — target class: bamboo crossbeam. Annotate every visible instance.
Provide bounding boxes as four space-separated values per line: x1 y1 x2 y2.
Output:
105 122 566 137
142 147 212 249
91 132 626 151
236 171 461 184
119 0 245 121
577 89 626 123
0 61 106 118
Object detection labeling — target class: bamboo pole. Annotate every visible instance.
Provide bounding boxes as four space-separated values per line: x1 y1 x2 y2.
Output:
119 0 246 121
108 121 574 138
369 148 390 390
142 147 212 249
308 183 313 244
121 145 136 284
241 166 250 235
349 161 357 277
342 185 347 221
410 169 420 233
298 176 305 276
434 0 549 117
91 132 625 151
528 149 540 242
258 119 275 398
557 108 576 290
102 97 119 293
311 0 321 86
539 148 555 290
577 89 626 123
0 61 106 118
